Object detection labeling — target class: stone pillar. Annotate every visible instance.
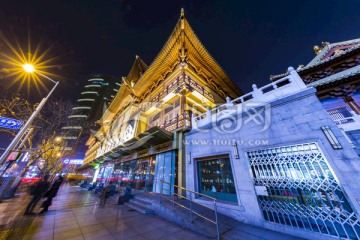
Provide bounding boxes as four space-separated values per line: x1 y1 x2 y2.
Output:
340 128 356 148
288 66 307 90
344 96 360 115
206 107 211 126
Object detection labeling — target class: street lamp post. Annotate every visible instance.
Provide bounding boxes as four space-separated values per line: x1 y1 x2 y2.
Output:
0 64 59 166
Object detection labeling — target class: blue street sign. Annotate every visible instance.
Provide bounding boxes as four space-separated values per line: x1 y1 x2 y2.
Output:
0 116 24 130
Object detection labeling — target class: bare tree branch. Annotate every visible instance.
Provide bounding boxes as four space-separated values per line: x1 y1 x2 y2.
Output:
0 93 78 177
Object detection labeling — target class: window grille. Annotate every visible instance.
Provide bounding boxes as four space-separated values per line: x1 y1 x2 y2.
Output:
247 143 360 239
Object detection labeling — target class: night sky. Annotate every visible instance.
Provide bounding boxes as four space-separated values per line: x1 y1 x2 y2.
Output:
1 0 360 147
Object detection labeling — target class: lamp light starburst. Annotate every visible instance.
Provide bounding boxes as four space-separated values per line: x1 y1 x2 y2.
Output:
0 33 61 93
23 64 35 73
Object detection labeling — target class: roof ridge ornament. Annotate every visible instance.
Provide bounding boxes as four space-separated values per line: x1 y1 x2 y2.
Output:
313 45 323 55
179 8 187 65
322 41 330 47
180 8 185 30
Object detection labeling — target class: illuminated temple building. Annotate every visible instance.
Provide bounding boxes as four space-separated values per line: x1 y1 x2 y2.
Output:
80 9 242 190
79 10 360 240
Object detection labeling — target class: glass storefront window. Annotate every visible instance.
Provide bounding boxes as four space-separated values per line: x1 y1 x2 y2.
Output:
113 152 175 193
197 156 237 203
115 158 154 191
145 157 155 191
153 151 175 194
98 164 114 183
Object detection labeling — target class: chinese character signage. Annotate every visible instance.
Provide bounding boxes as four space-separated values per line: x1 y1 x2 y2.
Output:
63 159 83 165
0 116 23 130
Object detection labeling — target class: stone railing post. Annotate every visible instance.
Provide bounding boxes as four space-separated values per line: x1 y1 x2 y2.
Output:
206 107 211 118
191 113 197 128
288 66 307 90
252 84 263 100
226 96 234 108
206 107 212 125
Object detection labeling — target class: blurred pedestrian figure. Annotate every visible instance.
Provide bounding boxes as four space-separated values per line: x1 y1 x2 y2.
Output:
25 175 50 215
99 183 111 205
39 175 63 214
62 176 69 188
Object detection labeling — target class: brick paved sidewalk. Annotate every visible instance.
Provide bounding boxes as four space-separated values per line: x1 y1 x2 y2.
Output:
0 184 302 240
0 184 38 240
20 185 209 240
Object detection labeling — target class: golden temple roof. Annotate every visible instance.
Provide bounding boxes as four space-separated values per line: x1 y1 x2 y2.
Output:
108 9 243 114
122 55 148 87
131 9 242 99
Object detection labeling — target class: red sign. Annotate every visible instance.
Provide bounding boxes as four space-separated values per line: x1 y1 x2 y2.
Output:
7 151 20 161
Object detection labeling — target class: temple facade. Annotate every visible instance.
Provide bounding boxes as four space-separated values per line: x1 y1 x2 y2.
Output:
271 39 360 155
80 9 242 192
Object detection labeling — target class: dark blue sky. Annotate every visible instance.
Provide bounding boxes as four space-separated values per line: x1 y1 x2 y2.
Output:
1 0 360 97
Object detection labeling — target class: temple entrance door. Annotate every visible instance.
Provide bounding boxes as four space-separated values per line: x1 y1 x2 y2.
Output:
153 151 175 195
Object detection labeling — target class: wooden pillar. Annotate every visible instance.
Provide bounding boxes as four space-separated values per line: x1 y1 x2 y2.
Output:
344 96 360 115
179 88 186 110
176 131 186 197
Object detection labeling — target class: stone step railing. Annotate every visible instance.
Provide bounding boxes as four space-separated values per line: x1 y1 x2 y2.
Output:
192 67 307 129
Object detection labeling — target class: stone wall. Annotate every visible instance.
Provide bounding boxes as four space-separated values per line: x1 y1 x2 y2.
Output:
347 129 360 155
185 79 360 239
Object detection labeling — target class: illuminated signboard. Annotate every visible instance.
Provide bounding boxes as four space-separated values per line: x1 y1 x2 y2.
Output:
7 151 20 161
63 159 83 165
0 116 23 130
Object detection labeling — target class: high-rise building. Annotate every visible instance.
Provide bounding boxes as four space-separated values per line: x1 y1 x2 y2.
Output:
62 74 121 157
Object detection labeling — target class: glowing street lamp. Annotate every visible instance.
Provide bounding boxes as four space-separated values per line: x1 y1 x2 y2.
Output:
23 64 35 73
0 64 59 166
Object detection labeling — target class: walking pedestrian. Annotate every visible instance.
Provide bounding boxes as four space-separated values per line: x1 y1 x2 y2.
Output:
24 175 50 215
99 183 111 205
39 175 63 214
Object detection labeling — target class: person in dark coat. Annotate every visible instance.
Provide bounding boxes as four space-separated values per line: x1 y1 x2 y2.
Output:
39 175 63 214
25 175 50 215
99 182 111 206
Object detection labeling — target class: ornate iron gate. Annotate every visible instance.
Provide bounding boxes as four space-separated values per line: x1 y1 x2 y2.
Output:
247 143 360 239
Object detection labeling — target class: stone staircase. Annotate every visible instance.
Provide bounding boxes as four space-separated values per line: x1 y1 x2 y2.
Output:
125 192 239 239
124 195 155 215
